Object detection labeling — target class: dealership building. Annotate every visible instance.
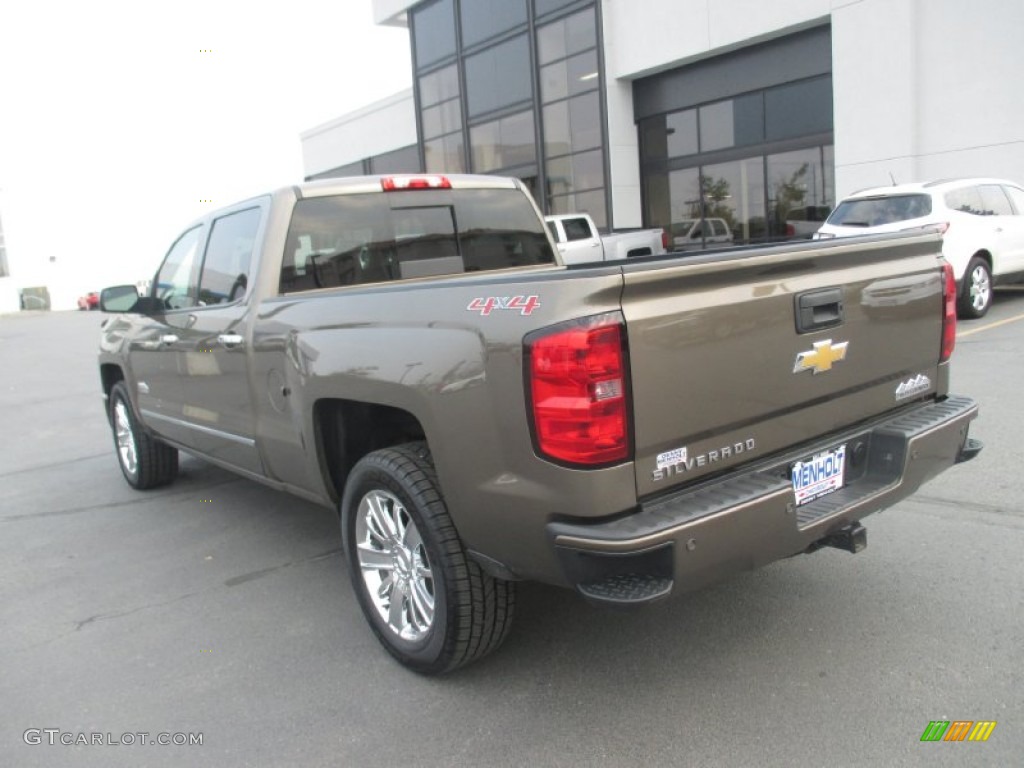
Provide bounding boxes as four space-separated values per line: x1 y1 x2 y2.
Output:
301 0 1024 243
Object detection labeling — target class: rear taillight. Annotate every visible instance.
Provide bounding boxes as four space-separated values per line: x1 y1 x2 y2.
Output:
526 313 631 466
381 175 451 191
940 260 957 363
661 230 670 250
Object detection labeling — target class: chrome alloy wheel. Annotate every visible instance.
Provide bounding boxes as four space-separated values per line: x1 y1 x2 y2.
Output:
354 489 435 643
969 263 991 313
114 399 138 476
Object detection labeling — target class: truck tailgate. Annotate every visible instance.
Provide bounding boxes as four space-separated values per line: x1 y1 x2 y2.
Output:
621 233 947 498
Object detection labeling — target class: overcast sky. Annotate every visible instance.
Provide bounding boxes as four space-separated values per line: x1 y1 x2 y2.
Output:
0 0 412 302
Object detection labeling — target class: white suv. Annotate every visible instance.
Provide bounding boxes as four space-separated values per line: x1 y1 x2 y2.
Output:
816 178 1024 317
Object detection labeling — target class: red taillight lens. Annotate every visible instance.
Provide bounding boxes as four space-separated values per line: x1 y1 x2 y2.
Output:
661 230 670 250
526 314 631 466
940 260 957 363
381 175 451 191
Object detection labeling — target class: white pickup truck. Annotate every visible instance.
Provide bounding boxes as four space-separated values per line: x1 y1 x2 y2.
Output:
546 213 667 264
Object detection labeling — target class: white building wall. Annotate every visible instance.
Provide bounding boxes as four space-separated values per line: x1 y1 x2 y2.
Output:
300 89 417 177
833 0 1024 196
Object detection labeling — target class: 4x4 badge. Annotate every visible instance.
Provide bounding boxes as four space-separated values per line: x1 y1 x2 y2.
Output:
794 339 849 374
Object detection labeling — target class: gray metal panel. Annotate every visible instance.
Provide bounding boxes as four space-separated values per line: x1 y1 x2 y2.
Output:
633 25 832 121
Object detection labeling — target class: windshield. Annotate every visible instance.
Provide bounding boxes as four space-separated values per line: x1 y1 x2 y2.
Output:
826 194 932 227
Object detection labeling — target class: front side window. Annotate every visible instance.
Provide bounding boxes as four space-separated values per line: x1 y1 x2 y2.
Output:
944 187 985 216
562 218 591 241
197 207 262 306
153 226 203 310
1003 185 1024 214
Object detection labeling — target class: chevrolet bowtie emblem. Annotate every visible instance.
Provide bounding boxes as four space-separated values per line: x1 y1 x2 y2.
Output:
793 339 849 374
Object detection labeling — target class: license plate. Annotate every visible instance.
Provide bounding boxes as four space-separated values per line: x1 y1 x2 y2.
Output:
791 444 846 506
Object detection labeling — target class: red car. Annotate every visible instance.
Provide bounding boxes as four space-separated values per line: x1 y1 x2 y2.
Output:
77 292 100 311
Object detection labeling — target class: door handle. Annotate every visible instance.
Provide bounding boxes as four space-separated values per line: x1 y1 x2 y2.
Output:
795 288 844 333
158 334 179 346
217 333 244 349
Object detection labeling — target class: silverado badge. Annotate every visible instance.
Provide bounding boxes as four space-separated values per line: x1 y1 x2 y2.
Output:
793 339 849 375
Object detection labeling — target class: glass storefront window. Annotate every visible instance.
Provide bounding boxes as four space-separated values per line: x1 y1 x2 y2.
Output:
543 91 601 159
413 0 456 69
667 168 702 240
698 94 764 153
546 148 604 196
460 0 527 48
765 76 833 141
419 65 459 107
465 35 532 117
766 147 832 239
534 0 580 18
699 158 766 243
540 49 599 103
422 99 461 140
667 109 699 158
424 132 465 173
549 189 607 229
699 101 734 153
537 8 596 66
639 110 698 167
470 110 536 172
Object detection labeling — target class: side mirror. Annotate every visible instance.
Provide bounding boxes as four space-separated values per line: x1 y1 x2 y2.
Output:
99 285 141 313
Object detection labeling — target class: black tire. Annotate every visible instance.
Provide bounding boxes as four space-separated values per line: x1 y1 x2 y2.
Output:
958 256 993 319
341 442 515 674
108 382 179 490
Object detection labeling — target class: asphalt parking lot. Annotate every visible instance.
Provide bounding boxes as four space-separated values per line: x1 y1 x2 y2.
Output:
2 292 1022 768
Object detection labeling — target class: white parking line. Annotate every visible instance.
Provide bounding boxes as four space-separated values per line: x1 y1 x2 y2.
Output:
958 312 1024 338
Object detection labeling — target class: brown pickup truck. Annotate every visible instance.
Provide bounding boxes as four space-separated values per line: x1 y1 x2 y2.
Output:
97 174 981 674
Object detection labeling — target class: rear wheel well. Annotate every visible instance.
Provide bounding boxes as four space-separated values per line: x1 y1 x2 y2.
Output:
315 399 427 506
972 249 993 271
955 250 992 289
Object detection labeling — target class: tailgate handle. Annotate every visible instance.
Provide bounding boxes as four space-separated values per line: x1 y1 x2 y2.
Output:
795 288 844 333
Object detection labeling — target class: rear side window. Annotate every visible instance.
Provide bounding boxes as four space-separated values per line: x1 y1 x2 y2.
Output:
280 188 554 293
827 194 932 226
944 186 985 215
